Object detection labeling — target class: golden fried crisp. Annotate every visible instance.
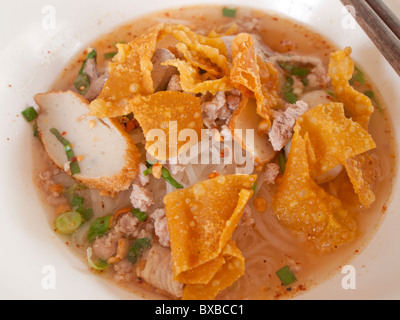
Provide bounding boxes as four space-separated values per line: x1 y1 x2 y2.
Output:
272 127 357 251
163 174 256 298
344 153 380 208
182 239 244 300
176 42 223 77
165 25 230 74
297 103 376 179
162 59 233 95
328 47 375 129
131 91 203 160
230 33 279 134
208 23 240 38
89 24 165 118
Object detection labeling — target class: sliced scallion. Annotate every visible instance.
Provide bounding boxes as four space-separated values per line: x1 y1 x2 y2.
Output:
222 7 236 17
279 62 309 77
350 66 365 85
88 215 113 243
365 90 384 113
50 128 81 175
278 152 286 174
276 265 297 286
104 52 117 60
55 211 84 234
87 247 109 271
143 163 184 189
127 237 152 265
71 195 84 207
74 49 97 95
21 106 38 122
131 208 147 222
282 77 297 104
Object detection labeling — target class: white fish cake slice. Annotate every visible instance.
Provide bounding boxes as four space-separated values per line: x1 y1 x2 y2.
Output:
35 90 140 193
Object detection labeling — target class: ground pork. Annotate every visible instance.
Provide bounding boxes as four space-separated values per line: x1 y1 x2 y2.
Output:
132 163 150 187
113 260 136 282
239 205 255 227
201 89 241 128
268 100 309 151
130 184 154 212
92 231 121 261
150 208 170 247
262 163 281 185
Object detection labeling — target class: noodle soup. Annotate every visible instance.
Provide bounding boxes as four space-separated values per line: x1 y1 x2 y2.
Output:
29 5 396 300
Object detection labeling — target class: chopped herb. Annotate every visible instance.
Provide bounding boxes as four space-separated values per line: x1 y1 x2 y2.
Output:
326 90 334 97
88 215 113 243
282 77 297 104
365 90 384 113
21 106 38 122
127 238 152 265
104 52 117 60
350 65 365 85
71 195 84 207
87 247 108 271
301 77 309 87
276 265 297 286
55 211 84 234
50 128 81 175
131 208 147 222
278 152 286 174
73 49 97 95
80 207 94 221
65 183 87 198
284 91 297 104
251 182 257 191
143 162 184 189
222 7 236 17
161 167 184 189
279 62 309 77
32 122 39 137
143 167 153 176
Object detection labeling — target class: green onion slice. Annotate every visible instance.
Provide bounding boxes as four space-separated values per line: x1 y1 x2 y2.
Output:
55 211 84 234
88 215 113 243
74 49 97 95
104 52 117 60
87 247 109 271
50 128 81 175
21 106 38 122
127 238 152 265
65 184 87 198
222 7 236 17
276 265 297 286
365 90 384 113
279 62 309 77
131 208 147 222
278 152 286 174
143 162 184 189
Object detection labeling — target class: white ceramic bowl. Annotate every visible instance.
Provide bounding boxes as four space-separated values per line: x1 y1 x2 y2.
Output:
0 0 399 300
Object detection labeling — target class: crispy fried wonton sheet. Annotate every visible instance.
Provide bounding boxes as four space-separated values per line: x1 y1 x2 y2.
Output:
272 126 357 251
297 103 376 179
89 24 165 118
163 174 256 299
131 91 203 160
328 47 375 129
